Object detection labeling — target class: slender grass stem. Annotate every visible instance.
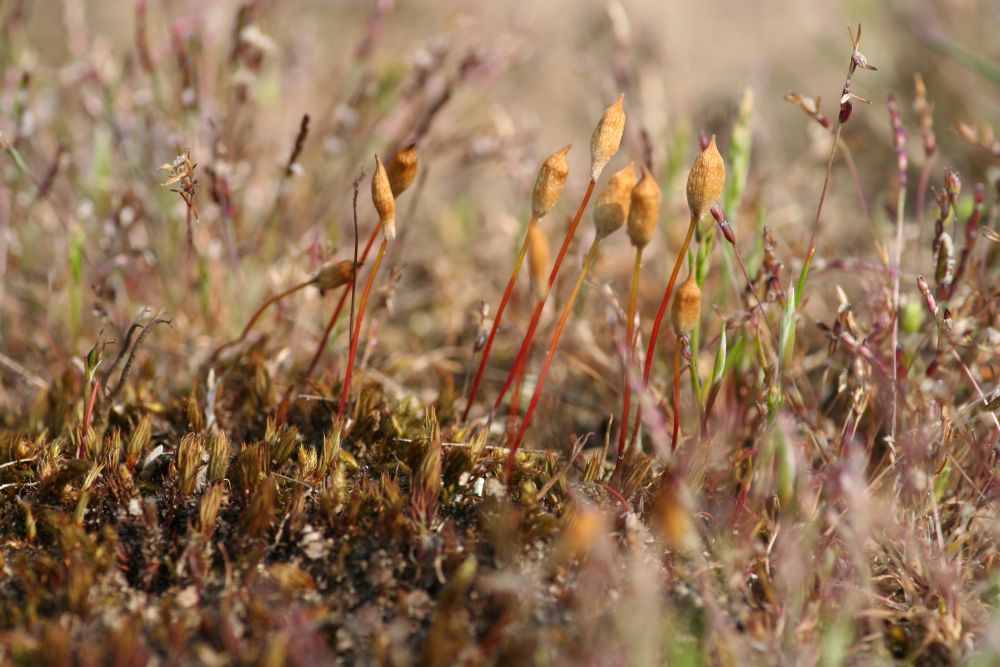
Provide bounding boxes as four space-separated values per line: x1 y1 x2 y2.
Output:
797 122 844 309
614 247 643 480
505 239 599 485
489 179 596 419
890 179 906 448
461 217 536 423
337 238 387 420
628 211 697 448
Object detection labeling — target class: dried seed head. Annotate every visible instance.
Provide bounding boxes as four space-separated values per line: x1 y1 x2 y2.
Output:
531 144 572 219
593 162 636 239
386 144 418 197
626 165 661 248
371 155 396 240
315 259 359 294
590 94 626 181
686 135 726 218
671 273 702 335
526 222 550 301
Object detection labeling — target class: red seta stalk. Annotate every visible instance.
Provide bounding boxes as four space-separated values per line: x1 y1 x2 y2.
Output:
275 224 380 422
79 379 100 458
488 179 596 422
337 238 388 420
505 239 599 485
461 219 535 423
614 247 643 479
628 212 697 448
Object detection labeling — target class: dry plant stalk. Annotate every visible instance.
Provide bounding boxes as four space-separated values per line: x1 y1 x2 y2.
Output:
461 145 571 423
616 164 659 478
887 91 908 446
489 95 626 423
630 136 724 449
505 163 633 485
799 24 876 307
281 145 418 421
337 156 396 419
508 223 552 438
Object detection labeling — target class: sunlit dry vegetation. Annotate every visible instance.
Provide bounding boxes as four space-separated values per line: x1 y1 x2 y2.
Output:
2 1 1000 664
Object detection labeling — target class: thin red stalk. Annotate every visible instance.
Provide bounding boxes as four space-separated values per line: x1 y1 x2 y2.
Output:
461 217 536 423
614 248 643 480
238 280 313 341
491 298 543 419
505 240 599 486
489 179 597 419
79 379 100 458
303 224 380 384
598 481 633 514
210 279 314 366
276 223 380 422
337 238 387 420
507 357 526 441
628 212 697 448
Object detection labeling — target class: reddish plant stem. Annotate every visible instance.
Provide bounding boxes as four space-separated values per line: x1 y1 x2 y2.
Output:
507 357 526 441
79 379 100 458
276 224 380 422
628 212 697 448
238 280 313 341
337 238 388 420
489 179 596 421
492 299 543 420
211 279 314 366
614 248 643 481
505 240 599 486
461 217 536 423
